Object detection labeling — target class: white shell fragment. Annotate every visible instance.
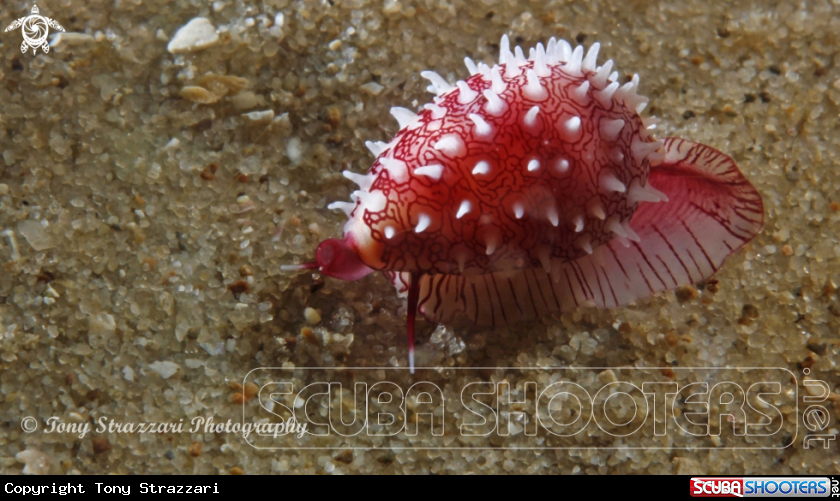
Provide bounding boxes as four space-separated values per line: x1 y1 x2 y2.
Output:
242 109 275 125
49 32 95 49
167 18 220 54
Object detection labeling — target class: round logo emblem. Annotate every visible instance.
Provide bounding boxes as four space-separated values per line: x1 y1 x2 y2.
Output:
22 15 49 49
3 5 65 55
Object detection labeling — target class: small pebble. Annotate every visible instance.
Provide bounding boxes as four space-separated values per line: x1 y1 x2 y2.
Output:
301 327 319 346
597 369 617 384
706 279 719 294
742 304 760 318
196 74 248 96
334 450 353 464
229 466 244 475
326 106 341 127
148 361 180 379
181 86 219 104
232 91 258 111
163 138 180 151
0 183 8 195
805 379 826 396
227 281 249 296
50 32 95 49
244 382 258 399
89 313 116 336
16 449 50 475
92 437 111 454
382 0 402 15
167 18 219 54
304 307 321 325
675 286 699 303
286 137 303 164
201 162 219 180
242 109 274 124
188 442 202 457
18 220 55 251
673 457 702 475
360 82 384 95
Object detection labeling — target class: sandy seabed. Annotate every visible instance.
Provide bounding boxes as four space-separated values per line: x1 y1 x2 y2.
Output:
0 0 839 474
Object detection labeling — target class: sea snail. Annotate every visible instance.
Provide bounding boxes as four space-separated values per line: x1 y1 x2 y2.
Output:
283 35 764 373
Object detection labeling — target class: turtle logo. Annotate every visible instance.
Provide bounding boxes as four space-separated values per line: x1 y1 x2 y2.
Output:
4 5 65 55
